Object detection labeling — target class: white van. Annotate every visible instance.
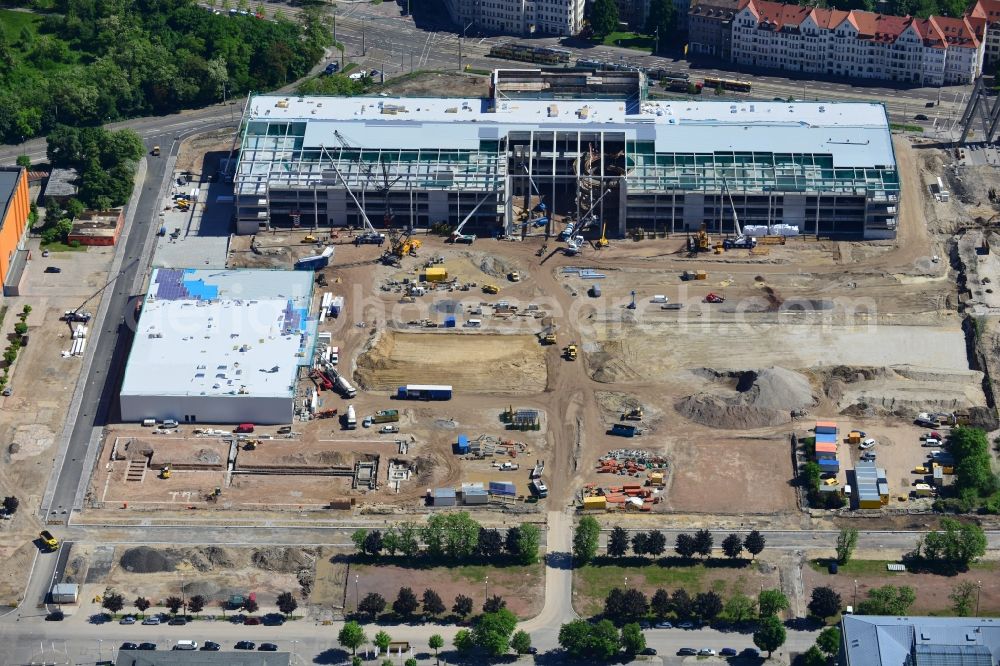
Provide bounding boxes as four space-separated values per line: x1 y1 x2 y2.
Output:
465 319 482 328
651 295 668 303
160 419 179 429
141 419 156 427
174 640 198 650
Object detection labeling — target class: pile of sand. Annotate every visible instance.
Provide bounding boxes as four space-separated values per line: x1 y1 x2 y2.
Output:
251 547 317 574
473 253 516 279
675 367 816 429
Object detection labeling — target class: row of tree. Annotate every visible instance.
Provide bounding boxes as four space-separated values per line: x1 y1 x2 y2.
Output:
354 588 508 622
0 0 332 143
800 0 969 20
603 586 790 625
573 516 767 564
941 427 1000 514
100 590 298 617
559 619 648 659
351 514 541 565
587 0 678 55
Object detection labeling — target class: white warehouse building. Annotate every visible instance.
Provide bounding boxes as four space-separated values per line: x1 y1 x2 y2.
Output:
119 268 316 425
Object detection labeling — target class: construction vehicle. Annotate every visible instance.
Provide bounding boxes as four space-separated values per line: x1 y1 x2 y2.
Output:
151 145 161 156
301 235 317 243
390 232 421 258
720 178 757 249
447 184 503 244
371 409 399 424
159 465 171 479
508 271 520 282
483 284 500 294
622 407 643 421
39 530 59 551
688 224 712 252
540 332 556 345
563 344 578 360
310 370 333 391
704 292 725 303
596 220 609 248
321 152 386 246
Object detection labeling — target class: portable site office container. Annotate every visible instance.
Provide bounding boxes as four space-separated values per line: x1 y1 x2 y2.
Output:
489 481 516 497
456 435 469 454
463 488 488 505
815 432 838 444
815 421 838 435
432 488 457 506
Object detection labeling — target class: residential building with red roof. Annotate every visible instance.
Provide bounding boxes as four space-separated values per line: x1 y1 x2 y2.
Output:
726 0 983 86
967 0 1000 65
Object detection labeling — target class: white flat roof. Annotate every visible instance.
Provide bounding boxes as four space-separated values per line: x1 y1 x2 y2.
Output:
246 95 895 167
121 269 315 400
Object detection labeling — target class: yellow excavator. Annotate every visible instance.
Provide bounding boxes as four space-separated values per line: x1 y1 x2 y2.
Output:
390 232 421 258
596 221 609 249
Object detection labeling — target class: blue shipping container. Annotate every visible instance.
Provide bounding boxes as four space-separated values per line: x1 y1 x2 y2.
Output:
444 316 456 328
456 435 469 454
611 423 637 437
489 481 516 497
816 433 838 444
815 425 838 435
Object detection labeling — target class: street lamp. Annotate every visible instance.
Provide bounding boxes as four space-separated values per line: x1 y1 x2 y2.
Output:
355 574 360 610
977 581 982 616
485 576 489 601
624 576 628 590
853 580 858 609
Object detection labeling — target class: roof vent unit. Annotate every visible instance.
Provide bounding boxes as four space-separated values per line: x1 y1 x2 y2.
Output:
547 104 559 117
276 100 289 109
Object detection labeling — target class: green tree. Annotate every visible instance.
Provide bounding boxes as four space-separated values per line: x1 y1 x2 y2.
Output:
276 591 297 616
745 530 766 558
816 626 842 659
382 529 400 556
753 614 787 657
620 622 645 654
452 594 473 618
672 589 694 619
950 580 978 617
651 589 671 618
517 523 541 564
800 645 827 666
362 530 383 556
724 592 756 623
857 585 916 616
590 0 619 38
836 528 859 565
693 529 713 558
373 630 392 655
164 596 183 615
134 597 150 616
608 526 629 557
573 516 601 565
559 618 620 659
422 589 445 617
15 155 30 169
694 591 723 622
675 533 697 558
453 629 475 652
758 589 789 618
917 518 987 571
428 634 444 665
358 592 386 618
644 0 676 54
808 586 842 619
473 608 518 656
102 591 124 615
511 630 532 655
722 533 744 560
350 527 367 552
397 522 419 557
404 660 416 666
392 587 419 618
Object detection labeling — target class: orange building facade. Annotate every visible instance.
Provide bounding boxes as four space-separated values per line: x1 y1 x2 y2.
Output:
0 167 30 293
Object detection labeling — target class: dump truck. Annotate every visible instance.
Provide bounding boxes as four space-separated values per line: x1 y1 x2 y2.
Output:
483 284 500 294
541 332 557 345
371 409 399 424
39 530 59 551
622 408 644 421
150 145 161 156
564 344 578 360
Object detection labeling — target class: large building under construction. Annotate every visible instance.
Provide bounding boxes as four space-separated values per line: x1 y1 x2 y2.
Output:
233 69 899 239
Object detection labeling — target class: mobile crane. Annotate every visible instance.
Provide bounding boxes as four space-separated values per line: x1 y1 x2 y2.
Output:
447 184 504 244
721 178 756 250
321 146 386 246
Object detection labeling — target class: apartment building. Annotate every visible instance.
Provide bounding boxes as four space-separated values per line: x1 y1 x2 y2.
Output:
688 0 748 58
441 0 584 36
727 0 984 86
968 0 1000 66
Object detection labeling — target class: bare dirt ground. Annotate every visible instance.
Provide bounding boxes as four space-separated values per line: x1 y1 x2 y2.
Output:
803 560 1000 616
371 71 490 98
174 129 236 176
356 330 547 393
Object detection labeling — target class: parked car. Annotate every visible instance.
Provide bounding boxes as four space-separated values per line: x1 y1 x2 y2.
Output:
120 615 136 624
639 621 651 629
741 647 761 657
721 648 738 656
244 617 261 625
42 249 50 257
45 611 65 621
44 266 62 273
142 616 161 625
861 452 877 461
379 424 399 433
640 647 657 655
259 643 279 651
677 648 698 656
860 438 877 449
699 648 717 656
235 641 256 650
370 69 381 77
678 621 695 629
121 643 139 650
915 114 929 120
138 643 157 651
656 621 673 628
262 614 285 626
201 641 221 651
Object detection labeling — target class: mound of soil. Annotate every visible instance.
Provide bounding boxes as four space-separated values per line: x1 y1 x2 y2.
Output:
474 253 516 278
675 367 816 429
120 547 175 574
251 547 316 574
